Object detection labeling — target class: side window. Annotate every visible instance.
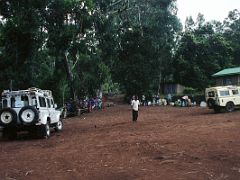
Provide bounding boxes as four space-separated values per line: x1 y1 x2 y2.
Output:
38 97 42 107
51 99 54 108
11 97 16 108
38 97 46 107
21 96 29 106
208 91 215 97
3 99 8 108
12 95 29 108
219 90 230 96
32 96 37 106
232 90 239 95
47 99 51 108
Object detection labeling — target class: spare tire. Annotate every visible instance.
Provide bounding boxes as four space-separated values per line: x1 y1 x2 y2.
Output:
0 108 17 127
19 106 39 125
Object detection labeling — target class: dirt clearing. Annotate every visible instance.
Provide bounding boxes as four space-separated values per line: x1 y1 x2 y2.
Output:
1 105 240 180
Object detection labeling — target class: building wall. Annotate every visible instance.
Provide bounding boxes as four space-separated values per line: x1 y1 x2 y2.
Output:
163 84 185 95
176 84 185 94
163 84 176 94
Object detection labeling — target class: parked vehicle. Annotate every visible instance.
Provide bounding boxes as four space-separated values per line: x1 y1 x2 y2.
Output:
205 86 240 113
0 87 63 139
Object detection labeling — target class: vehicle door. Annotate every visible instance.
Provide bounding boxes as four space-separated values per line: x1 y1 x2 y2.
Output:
231 88 240 105
218 90 231 106
38 96 49 124
47 98 57 123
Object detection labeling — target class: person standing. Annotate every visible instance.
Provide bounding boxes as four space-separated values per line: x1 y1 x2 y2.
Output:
167 93 172 105
141 95 146 106
131 95 140 122
181 95 189 107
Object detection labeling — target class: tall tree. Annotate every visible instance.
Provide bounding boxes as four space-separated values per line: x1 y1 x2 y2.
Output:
174 14 233 89
223 9 240 66
0 0 48 90
111 0 182 96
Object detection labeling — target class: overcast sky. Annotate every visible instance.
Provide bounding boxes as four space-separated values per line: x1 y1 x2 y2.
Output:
177 0 240 24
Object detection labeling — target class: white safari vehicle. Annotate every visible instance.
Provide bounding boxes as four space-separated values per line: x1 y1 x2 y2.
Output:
0 87 63 139
205 86 240 113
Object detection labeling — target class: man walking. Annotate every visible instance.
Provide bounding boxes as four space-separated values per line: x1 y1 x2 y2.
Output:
131 95 140 122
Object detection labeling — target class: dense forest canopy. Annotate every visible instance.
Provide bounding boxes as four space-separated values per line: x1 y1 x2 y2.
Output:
0 0 239 104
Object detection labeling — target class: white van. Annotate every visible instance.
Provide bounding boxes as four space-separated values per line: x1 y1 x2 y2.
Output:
205 86 240 113
0 87 63 139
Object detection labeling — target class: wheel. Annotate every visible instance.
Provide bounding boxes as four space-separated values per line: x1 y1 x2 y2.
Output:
225 102 235 112
39 122 50 139
0 108 17 127
19 106 39 125
54 119 63 132
207 99 215 109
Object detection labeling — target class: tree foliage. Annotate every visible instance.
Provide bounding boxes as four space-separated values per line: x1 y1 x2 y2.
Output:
174 12 238 90
0 1 240 104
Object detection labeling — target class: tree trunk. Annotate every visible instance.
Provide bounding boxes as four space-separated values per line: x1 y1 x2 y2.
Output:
62 52 75 100
157 70 162 96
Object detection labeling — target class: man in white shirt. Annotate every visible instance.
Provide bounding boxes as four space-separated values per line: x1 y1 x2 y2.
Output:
131 95 140 122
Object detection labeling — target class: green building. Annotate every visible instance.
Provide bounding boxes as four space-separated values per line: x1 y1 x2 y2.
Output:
212 67 240 86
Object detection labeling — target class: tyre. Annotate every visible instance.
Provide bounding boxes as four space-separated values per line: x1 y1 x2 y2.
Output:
207 99 215 109
19 106 39 125
39 122 50 139
225 102 235 112
54 119 63 132
0 108 17 127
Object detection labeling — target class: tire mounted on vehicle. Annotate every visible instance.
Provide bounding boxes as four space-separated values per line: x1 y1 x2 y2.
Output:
19 106 39 125
54 119 63 132
225 102 235 112
0 108 17 127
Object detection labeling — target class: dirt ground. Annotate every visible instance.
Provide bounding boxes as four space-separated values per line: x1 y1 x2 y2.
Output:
0 105 240 180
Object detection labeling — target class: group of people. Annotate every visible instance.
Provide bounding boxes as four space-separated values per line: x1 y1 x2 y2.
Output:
130 94 195 122
140 94 171 106
65 94 194 121
140 94 195 107
180 95 192 107
64 97 103 117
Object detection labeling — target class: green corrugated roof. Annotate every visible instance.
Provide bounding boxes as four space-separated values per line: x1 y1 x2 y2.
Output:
212 67 240 77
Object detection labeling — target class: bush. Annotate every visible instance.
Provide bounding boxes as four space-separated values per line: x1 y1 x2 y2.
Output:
183 87 196 94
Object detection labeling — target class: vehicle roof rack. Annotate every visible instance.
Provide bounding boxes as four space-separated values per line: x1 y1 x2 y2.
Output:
28 87 52 97
1 87 52 97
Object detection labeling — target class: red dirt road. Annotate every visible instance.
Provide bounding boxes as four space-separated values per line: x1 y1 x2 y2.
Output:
0 105 240 180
